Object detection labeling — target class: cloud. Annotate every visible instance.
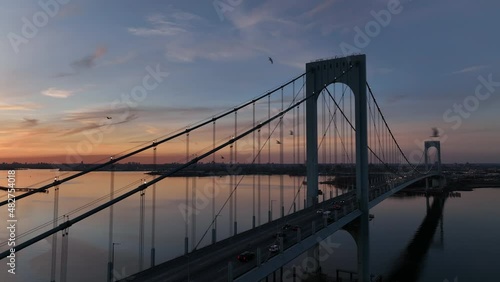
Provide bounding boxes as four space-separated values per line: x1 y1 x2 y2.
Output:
41 87 78 98
22 118 39 127
0 103 41 111
61 113 138 136
128 9 265 63
64 105 226 122
128 12 201 37
142 124 160 135
385 94 408 104
299 0 337 19
56 47 107 77
452 65 487 74
164 36 257 62
71 47 107 70
100 52 136 67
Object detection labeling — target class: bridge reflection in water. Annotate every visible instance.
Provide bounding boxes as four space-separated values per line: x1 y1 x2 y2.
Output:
385 194 449 282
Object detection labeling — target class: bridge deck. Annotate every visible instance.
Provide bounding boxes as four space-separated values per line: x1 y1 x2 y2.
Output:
122 174 436 282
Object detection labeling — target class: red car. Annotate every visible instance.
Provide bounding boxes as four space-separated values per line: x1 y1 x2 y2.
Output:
237 251 255 262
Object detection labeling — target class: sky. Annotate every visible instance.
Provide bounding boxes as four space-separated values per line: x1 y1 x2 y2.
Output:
0 0 499 164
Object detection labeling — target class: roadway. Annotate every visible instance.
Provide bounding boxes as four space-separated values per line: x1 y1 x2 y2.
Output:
121 174 429 282
121 192 357 282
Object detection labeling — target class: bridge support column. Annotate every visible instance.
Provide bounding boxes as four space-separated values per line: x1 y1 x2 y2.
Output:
305 79 319 207
305 55 370 281
353 56 370 282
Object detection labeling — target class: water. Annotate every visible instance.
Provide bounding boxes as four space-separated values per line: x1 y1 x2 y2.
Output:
0 170 499 281
287 189 500 282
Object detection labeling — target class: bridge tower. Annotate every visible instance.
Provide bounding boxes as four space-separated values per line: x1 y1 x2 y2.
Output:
424 140 443 189
424 140 442 174
305 54 370 281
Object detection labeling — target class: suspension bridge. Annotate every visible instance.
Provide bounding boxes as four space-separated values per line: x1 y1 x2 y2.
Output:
0 55 444 282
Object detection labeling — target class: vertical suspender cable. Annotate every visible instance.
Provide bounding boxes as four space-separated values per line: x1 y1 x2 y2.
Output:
191 176 196 250
252 103 256 228
212 120 216 244
258 114 262 225
296 102 301 210
302 76 306 208
151 147 156 267
184 132 189 254
268 94 272 222
60 215 69 282
280 87 284 218
334 84 339 197
139 182 145 271
229 136 233 236
322 91 326 202
292 82 297 212
107 161 114 282
328 88 333 199
50 177 59 282
234 110 238 234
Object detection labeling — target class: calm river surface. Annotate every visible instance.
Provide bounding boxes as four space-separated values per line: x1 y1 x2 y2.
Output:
0 170 499 281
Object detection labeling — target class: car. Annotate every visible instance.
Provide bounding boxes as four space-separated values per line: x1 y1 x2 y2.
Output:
237 251 255 262
332 204 342 210
273 232 287 238
322 210 331 216
268 244 279 253
282 224 292 230
316 209 324 214
292 225 300 231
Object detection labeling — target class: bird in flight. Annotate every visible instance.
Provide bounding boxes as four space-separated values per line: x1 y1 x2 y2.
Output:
268 57 274 64
106 116 112 119
276 139 281 145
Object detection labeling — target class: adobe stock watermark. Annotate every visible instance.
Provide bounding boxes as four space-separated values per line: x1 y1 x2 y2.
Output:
213 0 243 21
399 73 499 173
340 0 409 56
282 236 341 280
63 64 169 166
442 73 500 130
7 0 72 54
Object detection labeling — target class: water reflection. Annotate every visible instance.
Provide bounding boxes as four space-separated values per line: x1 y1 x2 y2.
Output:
386 195 447 282
1 169 499 282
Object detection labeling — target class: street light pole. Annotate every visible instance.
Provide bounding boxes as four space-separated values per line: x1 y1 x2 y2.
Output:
212 214 222 244
111 242 120 282
270 200 276 221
